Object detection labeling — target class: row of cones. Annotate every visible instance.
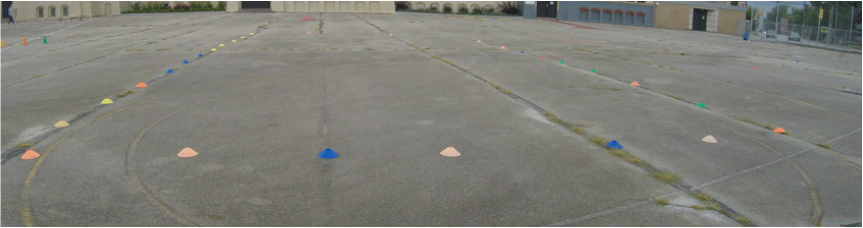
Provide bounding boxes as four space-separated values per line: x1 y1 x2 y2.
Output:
21 31 265 161
3 37 49 47
25 146 456 160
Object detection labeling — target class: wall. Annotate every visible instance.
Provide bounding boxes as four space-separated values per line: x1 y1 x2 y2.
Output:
224 1 393 13
557 1 654 27
283 1 394 13
8 1 119 22
718 7 745 35
407 1 499 13
654 2 690 30
655 1 746 35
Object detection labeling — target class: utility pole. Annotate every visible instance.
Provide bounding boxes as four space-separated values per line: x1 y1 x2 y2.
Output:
818 6 822 44
775 1 780 35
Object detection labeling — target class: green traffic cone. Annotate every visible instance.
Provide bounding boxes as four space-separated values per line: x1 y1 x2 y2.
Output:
42 36 47 44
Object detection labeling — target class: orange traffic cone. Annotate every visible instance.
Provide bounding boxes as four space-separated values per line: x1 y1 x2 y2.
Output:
22 37 27 45
2 39 5 47
21 150 40 160
136 82 147 88
773 127 786 134
630 81 640 86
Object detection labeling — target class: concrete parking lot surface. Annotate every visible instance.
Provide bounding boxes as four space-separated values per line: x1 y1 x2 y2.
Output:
2 12 860 226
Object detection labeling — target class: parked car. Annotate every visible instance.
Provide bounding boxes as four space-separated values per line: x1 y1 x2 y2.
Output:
789 32 801 41
766 30 777 38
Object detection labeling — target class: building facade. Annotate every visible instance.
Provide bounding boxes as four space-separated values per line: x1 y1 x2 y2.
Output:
4 1 121 22
225 1 394 13
4 1 746 36
2 1 395 22
522 1 746 35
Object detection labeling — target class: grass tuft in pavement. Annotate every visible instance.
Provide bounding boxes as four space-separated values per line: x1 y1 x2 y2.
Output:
652 198 670 206
17 141 35 149
650 170 681 183
695 192 712 202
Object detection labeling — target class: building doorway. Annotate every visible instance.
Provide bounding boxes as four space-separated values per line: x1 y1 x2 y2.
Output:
536 1 557 18
692 8 708 31
3 1 11 19
104 3 112 16
241 1 271 9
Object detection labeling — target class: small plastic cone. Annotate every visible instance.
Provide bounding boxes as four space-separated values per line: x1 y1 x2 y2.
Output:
697 103 706 108
702 135 717 143
240 36 246 39
22 37 27 45
540 55 546 59
219 44 225 47
42 36 47 44
22 150 40 160
318 148 339 159
211 48 217 52
307 31 312 34
440 147 461 157
476 40 482 43
250 33 255 35
101 98 113 104
136 82 147 88
591 69 597 72
500 46 506 49
753 66 758 70
100 15 102 19
178 147 198 158
630 81 640 86
773 127 786 134
54 121 69 128
231 40 237 42
1 39 4 47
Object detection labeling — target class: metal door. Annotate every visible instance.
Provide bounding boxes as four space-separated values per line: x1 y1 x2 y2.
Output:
536 1 557 18
241 1 271 9
692 9 707 31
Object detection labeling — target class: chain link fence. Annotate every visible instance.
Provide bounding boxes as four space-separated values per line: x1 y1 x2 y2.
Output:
752 20 861 52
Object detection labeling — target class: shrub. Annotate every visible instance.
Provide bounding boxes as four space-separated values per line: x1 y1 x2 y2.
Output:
189 1 213 11
131 2 141 11
443 5 453 13
498 1 520 15
145 1 162 11
395 1 411 11
218 1 226 10
458 6 469 14
173 3 189 11
429 5 439 13
472 7 483 14
483 5 495 14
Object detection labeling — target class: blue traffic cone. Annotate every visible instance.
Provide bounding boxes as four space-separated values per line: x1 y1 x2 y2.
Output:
166 69 174 74
318 148 339 159
197 54 203 58
605 140 623 150
519 50 525 53
183 60 189 64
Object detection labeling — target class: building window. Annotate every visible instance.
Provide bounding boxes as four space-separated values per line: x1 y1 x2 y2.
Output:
579 7 589 21
62 5 69 16
603 9 612 22
49 6 56 18
614 10 623 23
625 11 635 24
636 12 646 24
37 6 44 18
590 8 600 21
